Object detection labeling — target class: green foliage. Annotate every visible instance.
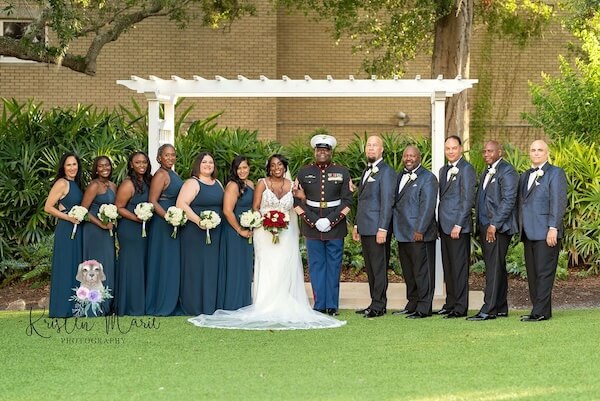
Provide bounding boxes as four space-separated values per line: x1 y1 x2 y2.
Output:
0 234 54 287
551 136 600 271
523 57 600 143
0 98 145 257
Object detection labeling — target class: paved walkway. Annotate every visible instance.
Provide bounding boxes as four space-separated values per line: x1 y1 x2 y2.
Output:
305 282 484 311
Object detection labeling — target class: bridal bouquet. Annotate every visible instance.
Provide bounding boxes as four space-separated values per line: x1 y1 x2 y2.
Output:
98 203 119 237
262 209 290 244
239 210 262 244
165 206 187 239
198 210 221 245
67 205 88 239
134 202 154 237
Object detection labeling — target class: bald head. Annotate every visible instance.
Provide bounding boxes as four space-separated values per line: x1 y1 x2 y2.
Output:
365 136 384 163
403 145 421 171
529 139 549 167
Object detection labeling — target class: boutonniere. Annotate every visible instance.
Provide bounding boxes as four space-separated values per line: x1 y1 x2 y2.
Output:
369 165 379 178
408 172 417 182
487 167 496 177
534 169 544 185
449 166 459 177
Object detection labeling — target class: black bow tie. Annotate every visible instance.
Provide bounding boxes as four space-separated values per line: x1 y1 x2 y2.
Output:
529 167 540 174
403 169 412 174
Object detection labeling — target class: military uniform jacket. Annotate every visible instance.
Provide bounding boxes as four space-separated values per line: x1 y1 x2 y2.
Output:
294 162 352 240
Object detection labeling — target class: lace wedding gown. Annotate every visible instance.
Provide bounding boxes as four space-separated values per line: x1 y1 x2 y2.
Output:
188 180 346 330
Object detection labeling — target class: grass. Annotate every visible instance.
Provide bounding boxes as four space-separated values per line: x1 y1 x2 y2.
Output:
1 308 600 401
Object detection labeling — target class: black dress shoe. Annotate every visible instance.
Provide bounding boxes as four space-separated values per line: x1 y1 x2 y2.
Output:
355 308 369 314
436 308 452 315
497 312 509 318
466 313 496 321
326 308 338 316
444 311 467 319
364 309 385 318
392 309 414 316
521 314 549 322
406 311 429 319
315 309 326 313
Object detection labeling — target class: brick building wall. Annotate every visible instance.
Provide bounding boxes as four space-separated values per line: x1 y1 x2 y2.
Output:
0 1 572 149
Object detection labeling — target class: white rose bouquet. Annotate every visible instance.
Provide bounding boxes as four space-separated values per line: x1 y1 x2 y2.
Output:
98 203 119 237
134 202 154 237
239 210 263 244
198 210 222 245
164 206 187 239
67 205 88 240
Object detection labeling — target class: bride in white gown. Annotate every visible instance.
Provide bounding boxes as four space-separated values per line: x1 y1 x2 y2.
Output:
188 154 346 330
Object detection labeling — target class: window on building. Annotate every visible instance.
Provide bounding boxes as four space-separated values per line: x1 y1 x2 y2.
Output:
0 20 46 63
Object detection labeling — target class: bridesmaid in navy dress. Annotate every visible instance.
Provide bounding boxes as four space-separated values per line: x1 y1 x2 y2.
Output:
177 152 224 315
115 151 152 316
220 156 254 310
81 156 117 315
44 153 84 318
146 144 183 316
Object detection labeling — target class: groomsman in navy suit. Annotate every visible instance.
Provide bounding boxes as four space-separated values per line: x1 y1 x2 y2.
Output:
294 134 352 316
352 136 396 318
437 135 477 318
518 140 567 321
467 141 518 321
391 146 438 319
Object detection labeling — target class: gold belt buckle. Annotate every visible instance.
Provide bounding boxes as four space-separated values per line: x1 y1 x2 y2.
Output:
320 201 327 208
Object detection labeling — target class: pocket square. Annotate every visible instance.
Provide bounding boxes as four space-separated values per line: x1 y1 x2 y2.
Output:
367 177 376 183
412 183 417 187
451 177 457 181
535 181 540 186
491 178 496 183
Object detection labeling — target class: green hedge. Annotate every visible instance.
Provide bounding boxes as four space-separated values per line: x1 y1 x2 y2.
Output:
1 99 598 285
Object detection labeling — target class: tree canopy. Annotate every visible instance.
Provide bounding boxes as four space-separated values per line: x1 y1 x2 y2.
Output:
0 0 257 75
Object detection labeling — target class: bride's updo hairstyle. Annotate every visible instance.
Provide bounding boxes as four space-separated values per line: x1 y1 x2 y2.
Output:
265 154 289 177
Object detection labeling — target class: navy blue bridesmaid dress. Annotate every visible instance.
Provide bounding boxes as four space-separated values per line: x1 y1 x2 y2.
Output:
82 188 116 315
145 169 183 316
179 178 224 315
220 186 254 310
49 180 83 318
116 182 149 316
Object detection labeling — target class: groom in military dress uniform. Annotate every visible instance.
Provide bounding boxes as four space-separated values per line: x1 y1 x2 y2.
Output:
294 134 352 316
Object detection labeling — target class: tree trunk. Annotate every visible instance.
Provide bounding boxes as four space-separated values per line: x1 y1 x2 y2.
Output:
432 0 473 147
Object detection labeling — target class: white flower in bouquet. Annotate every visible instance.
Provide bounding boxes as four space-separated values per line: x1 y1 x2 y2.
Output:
98 203 119 237
164 206 187 239
239 210 262 244
134 202 154 237
67 205 88 239
199 210 222 245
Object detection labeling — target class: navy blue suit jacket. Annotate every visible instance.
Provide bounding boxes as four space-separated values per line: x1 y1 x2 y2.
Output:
392 167 438 242
476 159 519 235
518 163 568 241
355 160 396 236
438 157 477 235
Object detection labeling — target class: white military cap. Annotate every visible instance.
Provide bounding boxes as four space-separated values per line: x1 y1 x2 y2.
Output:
310 134 337 150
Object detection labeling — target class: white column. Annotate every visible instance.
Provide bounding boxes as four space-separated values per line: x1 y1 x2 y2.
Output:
161 101 176 147
431 91 447 297
146 94 161 174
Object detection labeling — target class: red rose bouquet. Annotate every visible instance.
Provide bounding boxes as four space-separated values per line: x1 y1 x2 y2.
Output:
262 209 290 244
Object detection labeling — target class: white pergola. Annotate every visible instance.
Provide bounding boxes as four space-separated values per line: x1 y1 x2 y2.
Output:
117 74 477 296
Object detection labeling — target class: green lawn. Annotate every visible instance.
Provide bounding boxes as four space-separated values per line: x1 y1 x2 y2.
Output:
1 308 599 401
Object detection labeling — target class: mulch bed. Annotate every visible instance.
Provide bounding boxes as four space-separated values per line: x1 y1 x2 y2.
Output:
3 269 600 310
